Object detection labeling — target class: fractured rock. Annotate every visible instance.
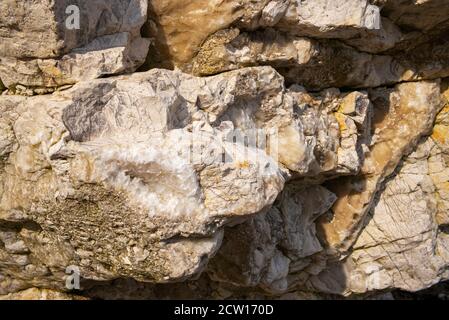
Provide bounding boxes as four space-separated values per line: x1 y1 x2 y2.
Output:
208 184 337 294
192 27 449 90
317 80 443 253
0 0 150 90
1 0 449 300
0 66 375 293
310 131 449 295
146 0 386 70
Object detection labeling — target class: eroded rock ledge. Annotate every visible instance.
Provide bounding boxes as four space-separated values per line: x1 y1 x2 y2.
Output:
1 0 449 300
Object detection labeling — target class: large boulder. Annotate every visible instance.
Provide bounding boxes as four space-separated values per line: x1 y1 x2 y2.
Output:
0 0 150 92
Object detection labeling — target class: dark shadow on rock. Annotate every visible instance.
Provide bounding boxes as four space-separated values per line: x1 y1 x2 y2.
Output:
138 1 174 72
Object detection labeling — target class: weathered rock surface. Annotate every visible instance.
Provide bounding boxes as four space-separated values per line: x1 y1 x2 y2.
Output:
146 0 449 86
310 104 449 295
1 0 449 301
318 80 443 253
0 66 374 294
0 0 150 91
375 0 449 32
207 184 337 294
146 0 384 69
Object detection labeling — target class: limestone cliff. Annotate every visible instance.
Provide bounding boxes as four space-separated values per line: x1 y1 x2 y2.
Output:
0 0 449 300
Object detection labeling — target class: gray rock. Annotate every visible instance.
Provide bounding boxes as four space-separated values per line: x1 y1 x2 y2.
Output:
0 0 150 90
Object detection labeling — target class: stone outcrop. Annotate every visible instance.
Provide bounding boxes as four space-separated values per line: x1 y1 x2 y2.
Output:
310 103 449 295
0 0 150 93
0 66 376 293
195 29 449 90
146 0 383 69
318 80 443 253
1 0 449 300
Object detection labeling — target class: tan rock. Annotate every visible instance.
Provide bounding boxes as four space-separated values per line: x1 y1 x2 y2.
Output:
0 0 150 90
208 184 336 294
1 0 449 300
147 0 389 70
192 27 449 90
0 66 375 295
317 80 443 253
145 0 270 68
310 133 449 295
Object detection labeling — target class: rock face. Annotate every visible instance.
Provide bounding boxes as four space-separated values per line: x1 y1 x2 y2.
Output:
310 109 449 295
0 0 150 93
1 0 449 300
146 0 380 67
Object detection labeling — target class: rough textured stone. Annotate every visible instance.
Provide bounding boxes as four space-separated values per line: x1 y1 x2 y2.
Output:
1 0 449 301
0 65 376 295
310 123 449 295
208 184 337 294
0 67 287 290
191 27 449 90
0 0 150 90
317 80 443 253
276 0 381 38
375 0 449 32
146 0 387 70
146 0 449 80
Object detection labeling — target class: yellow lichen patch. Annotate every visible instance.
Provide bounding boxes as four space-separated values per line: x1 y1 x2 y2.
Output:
38 60 65 79
334 112 348 132
236 160 250 169
436 104 449 124
192 28 240 76
338 93 357 115
43 66 63 78
432 124 449 147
